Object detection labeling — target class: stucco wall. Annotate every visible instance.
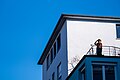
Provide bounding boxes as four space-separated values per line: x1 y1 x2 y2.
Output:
42 21 68 80
42 19 120 80
67 20 120 72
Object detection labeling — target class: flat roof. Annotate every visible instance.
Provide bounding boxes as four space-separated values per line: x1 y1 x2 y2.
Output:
66 55 120 80
37 14 120 65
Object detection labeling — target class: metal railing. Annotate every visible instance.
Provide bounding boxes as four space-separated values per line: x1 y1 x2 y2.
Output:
86 45 120 56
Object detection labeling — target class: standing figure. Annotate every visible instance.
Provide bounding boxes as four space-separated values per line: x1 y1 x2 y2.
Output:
94 39 102 56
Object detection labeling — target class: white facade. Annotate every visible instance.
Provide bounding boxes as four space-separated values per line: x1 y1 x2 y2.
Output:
38 14 120 80
66 20 120 72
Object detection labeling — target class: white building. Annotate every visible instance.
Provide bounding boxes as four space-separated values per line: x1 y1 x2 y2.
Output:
38 14 120 80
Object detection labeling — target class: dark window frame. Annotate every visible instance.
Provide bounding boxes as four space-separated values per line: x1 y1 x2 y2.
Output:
105 65 115 80
116 24 120 39
92 63 116 80
57 62 62 80
79 64 86 80
46 33 61 71
52 72 55 80
57 34 61 53
50 48 54 64
93 65 103 80
46 54 50 70
53 42 56 58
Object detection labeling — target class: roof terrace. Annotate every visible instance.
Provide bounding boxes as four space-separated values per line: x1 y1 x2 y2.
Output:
86 45 120 56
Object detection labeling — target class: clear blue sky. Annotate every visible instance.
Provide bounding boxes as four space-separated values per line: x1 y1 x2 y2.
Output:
0 0 120 80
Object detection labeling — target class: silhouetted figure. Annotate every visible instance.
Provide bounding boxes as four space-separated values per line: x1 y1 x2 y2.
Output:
94 39 102 56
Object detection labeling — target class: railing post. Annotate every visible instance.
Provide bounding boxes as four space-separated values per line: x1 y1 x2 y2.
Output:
91 47 94 55
109 47 110 56
114 47 116 56
118 50 120 56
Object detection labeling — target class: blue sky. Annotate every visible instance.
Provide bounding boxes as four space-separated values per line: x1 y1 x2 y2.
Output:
0 0 120 80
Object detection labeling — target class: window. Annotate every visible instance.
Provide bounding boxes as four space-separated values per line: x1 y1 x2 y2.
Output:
79 65 85 80
52 72 55 80
57 62 62 80
54 42 56 58
50 48 53 64
116 24 120 38
93 65 103 80
47 54 50 70
57 34 61 53
105 65 115 80
46 34 61 70
81 69 85 80
92 64 116 80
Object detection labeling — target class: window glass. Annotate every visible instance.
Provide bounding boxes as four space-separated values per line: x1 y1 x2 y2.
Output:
50 48 53 64
116 25 120 38
54 42 56 58
81 68 85 80
57 34 61 53
79 64 85 80
52 72 55 80
105 65 115 80
57 62 62 80
93 65 103 80
93 64 116 80
47 54 50 70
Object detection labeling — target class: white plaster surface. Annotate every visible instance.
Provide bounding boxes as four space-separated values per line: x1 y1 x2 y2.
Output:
67 20 120 71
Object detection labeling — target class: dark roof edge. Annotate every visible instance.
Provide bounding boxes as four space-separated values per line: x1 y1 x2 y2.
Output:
63 14 120 19
38 14 120 65
66 55 120 80
63 14 120 23
37 14 66 65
